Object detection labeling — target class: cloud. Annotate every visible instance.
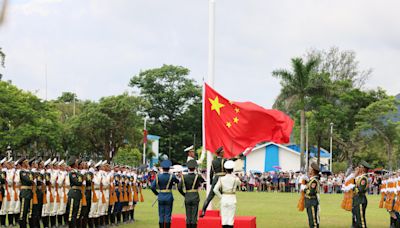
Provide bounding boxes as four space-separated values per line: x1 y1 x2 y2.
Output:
1 0 399 107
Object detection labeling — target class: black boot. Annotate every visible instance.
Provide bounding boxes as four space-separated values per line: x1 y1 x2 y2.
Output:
43 216 50 228
159 223 163 228
57 215 63 226
50 216 57 228
166 223 171 228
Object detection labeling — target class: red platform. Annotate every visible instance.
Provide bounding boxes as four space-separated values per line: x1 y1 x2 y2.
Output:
171 210 256 228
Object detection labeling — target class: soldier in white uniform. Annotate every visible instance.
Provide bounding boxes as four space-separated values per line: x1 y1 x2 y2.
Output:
50 159 60 228
213 160 241 228
89 161 102 227
57 160 68 227
98 161 110 227
4 158 17 226
42 159 53 228
0 157 7 226
185 146 205 165
11 159 21 226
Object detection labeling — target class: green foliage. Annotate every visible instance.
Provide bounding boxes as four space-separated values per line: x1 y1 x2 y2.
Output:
113 146 142 167
57 92 78 103
0 47 4 79
129 64 202 163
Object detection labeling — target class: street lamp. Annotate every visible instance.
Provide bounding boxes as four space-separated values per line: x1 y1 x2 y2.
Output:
329 123 334 172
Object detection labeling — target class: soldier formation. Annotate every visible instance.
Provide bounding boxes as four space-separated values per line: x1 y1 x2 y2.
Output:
0 156 143 228
298 160 372 228
379 170 400 228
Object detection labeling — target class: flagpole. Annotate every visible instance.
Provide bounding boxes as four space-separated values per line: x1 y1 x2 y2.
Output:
205 0 215 210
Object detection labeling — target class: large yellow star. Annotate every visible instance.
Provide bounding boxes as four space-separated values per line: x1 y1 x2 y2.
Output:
233 117 239 124
209 96 225 115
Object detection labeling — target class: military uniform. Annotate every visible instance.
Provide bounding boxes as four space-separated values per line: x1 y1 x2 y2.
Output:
32 161 45 228
178 160 205 228
66 159 84 228
88 161 102 227
151 160 179 228
305 175 320 228
19 159 34 228
0 158 7 226
201 147 225 215
351 161 371 228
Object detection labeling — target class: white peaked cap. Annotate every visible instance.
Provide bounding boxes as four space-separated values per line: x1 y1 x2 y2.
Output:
51 158 57 165
58 160 65 166
0 157 6 164
184 145 194 152
95 160 102 168
7 158 12 163
44 158 51 167
102 160 107 165
224 160 235 169
87 160 93 167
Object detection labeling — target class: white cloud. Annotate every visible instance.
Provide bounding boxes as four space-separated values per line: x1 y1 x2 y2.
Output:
0 0 399 107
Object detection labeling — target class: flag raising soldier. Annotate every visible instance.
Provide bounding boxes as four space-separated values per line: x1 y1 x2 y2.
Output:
151 160 179 228
200 147 225 217
178 159 205 228
352 161 372 228
304 162 320 228
213 160 241 228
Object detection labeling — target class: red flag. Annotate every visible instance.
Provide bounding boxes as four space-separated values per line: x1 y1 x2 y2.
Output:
143 129 148 144
204 83 294 158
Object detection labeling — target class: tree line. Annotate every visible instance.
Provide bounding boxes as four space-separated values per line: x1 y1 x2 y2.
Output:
0 47 398 170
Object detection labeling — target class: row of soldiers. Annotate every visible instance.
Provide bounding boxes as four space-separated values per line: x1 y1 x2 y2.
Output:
379 171 400 228
0 156 143 228
298 160 372 228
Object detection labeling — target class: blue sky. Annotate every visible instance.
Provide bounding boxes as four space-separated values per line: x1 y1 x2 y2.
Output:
1 0 399 108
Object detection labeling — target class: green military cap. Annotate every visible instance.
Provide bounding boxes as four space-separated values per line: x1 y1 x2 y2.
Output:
215 146 224 155
187 160 197 169
28 157 36 166
359 160 372 169
67 156 77 166
310 162 320 172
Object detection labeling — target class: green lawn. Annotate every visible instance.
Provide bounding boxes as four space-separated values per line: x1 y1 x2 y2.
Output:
124 190 388 228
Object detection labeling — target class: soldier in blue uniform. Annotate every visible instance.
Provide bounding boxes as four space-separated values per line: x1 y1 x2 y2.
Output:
352 161 371 228
151 160 179 228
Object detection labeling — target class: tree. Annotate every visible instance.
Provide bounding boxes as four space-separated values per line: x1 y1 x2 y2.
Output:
0 47 5 79
356 97 400 170
129 64 202 162
113 146 142 167
272 57 319 170
57 92 78 103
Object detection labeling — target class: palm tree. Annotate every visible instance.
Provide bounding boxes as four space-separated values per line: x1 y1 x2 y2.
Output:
272 57 319 171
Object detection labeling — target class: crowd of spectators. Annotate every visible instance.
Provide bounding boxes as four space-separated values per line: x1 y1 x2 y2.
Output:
139 168 384 195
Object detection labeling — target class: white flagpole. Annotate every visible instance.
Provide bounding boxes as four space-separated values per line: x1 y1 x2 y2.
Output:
205 0 215 210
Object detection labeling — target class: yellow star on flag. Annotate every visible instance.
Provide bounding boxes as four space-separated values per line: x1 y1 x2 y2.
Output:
235 107 240 113
226 122 232 128
209 96 225 115
233 117 239 124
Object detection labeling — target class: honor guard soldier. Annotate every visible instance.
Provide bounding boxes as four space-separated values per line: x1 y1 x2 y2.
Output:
80 161 92 228
352 161 371 228
185 146 205 165
213 160 241 228
304 162 320 228
178 160 205 228
0 157 6 227
200 147 225 217
56 160 68 227
66 157 84 228
19 157 35 228
31 158 44 228
151 160 179 228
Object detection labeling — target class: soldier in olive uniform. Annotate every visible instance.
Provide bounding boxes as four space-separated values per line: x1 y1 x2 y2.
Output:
200 147 225 217
151 160 179 228
304 162 320 228
178 160 205 228
19 157 35 228
66 157 84 228
32 158 44 228
352 161 371 228
0 157 6 227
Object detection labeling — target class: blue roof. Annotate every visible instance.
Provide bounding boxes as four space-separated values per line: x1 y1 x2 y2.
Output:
286 144 331 158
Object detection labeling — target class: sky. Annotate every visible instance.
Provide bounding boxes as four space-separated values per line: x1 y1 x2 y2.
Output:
0 0 399 108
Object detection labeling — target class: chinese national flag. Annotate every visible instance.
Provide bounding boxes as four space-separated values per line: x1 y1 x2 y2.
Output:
204 83 294 158
143 129 148 144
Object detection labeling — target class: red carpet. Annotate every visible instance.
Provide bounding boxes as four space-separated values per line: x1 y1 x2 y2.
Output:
171 210 256 228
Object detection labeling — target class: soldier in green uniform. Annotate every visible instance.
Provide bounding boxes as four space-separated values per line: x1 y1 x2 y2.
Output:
178 160 205 228
352 160 371 228
18 157 35 228
200 147 225 217
66 157 84 228
32 158 44 228
304 162 320 228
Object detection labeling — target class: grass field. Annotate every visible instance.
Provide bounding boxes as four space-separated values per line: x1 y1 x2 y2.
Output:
123 189 387 228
